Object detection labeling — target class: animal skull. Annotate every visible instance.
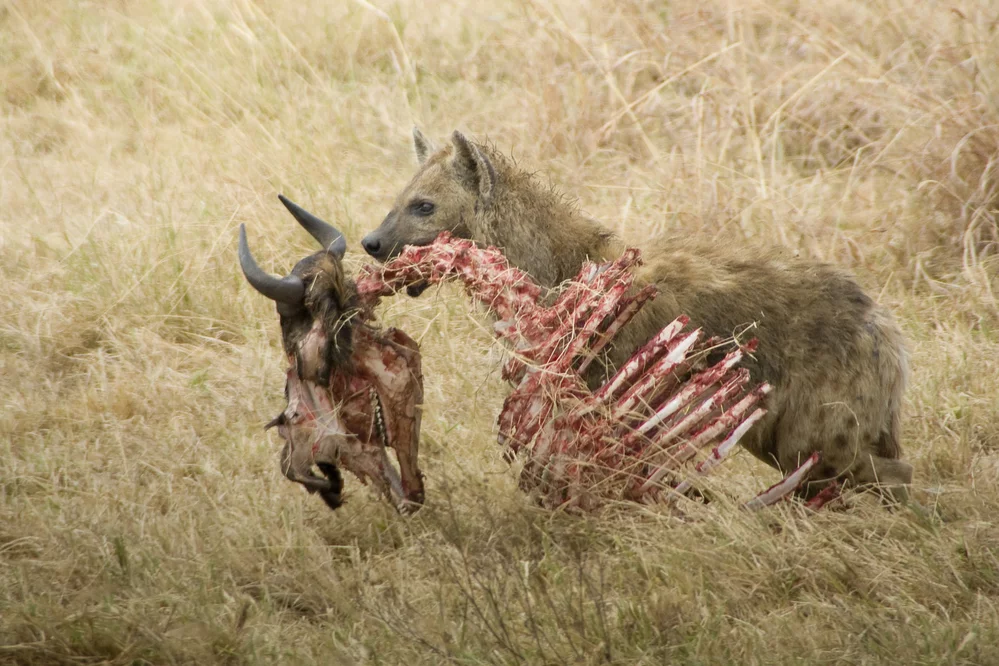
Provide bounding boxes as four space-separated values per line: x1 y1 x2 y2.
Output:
239 196 425 513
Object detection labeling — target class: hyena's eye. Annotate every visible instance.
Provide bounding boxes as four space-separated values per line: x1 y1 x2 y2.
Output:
410 201 435 216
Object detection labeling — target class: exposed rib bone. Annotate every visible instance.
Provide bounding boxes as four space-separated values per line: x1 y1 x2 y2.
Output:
743 453 821 511
666 405 769 498
593 315 689 404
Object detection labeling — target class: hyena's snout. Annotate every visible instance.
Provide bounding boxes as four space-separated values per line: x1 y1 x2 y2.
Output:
361 231 387 260
361 227 413 262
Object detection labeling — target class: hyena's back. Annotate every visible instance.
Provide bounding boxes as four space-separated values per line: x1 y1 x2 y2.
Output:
599 236 912 499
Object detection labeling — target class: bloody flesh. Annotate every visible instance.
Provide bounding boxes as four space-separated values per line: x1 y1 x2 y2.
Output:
269 320 425 513
341 232 829 511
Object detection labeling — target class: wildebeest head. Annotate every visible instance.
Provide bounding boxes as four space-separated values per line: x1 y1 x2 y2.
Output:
239 196 425 513
239 195 357 386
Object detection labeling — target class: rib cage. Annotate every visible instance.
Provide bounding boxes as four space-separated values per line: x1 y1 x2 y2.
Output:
357 232 832 512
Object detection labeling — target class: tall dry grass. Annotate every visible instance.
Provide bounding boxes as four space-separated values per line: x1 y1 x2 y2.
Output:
2 0 998 663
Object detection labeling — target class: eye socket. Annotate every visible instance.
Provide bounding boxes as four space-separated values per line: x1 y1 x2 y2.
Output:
411 201 435 216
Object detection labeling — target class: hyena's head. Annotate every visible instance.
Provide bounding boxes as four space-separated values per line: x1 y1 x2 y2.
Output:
238 195 358 385
361 128 497 262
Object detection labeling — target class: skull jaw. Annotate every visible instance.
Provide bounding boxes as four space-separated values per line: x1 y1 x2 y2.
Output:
272 325 425 513
277 439 344 509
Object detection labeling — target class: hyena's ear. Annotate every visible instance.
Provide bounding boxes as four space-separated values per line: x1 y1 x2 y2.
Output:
451 130 497 202
413 126 435 165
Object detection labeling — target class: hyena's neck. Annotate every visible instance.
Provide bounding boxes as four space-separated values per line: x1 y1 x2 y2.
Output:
480 179 623 290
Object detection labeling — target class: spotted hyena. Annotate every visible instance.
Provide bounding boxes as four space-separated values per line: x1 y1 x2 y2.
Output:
361 129 913 503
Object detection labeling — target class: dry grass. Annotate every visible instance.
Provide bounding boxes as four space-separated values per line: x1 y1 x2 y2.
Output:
2 0 999 663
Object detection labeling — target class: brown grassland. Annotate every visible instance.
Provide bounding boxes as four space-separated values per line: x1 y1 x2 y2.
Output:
2 0 999 663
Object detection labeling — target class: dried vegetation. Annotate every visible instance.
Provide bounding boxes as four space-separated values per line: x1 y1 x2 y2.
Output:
2 0 998 663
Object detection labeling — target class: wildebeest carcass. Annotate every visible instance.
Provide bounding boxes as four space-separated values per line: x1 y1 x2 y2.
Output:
238 196 426 513
241 203 831 515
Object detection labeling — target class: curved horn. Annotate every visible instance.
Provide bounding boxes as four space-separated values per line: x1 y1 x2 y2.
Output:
238 224 305 306
278 194 347 259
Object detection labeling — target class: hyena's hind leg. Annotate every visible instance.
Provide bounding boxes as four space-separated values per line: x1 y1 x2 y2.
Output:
790 453 912 508
777 406 914 507
851 454 914 506
795 447 914 507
